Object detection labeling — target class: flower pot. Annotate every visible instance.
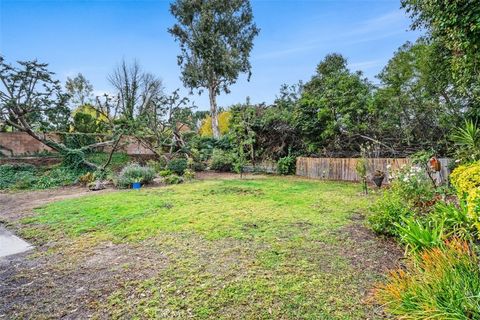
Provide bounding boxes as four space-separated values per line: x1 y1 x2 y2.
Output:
132 182 142 190
372 175 384 188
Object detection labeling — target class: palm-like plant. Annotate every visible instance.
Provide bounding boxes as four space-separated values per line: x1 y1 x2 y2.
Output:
452 120 480 162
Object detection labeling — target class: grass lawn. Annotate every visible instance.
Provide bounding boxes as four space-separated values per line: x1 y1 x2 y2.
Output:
17 176 397 319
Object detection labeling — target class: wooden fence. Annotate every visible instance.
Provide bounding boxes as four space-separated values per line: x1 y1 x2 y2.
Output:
296 157 452 184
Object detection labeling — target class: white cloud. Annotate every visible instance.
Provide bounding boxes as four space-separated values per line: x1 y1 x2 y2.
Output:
254 10 410 61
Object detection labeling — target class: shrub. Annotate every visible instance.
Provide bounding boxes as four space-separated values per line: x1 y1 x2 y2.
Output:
87 152 130 172
167 158 188 176
163 174 184 185
277 156 296 175
191 161 206 172
117 164 155 189
450 162 480 233
187 157 206 172
450 161 480 197
158 169 173 177
395 216 445 254
210 149 233 172
0 163 87 190
183 169 195 180
12 172 38 190
390 164 435 209
61 149 87 170
368 191 413 236
146 159 167 173
35 167 85 189
78 172 96 186
429 202 476 241
375 240 480 319
0 164 37 189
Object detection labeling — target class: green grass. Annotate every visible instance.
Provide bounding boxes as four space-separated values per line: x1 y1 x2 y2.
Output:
22 176 384 319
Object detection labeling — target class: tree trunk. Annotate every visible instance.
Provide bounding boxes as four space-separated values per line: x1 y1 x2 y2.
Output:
208 85 220 139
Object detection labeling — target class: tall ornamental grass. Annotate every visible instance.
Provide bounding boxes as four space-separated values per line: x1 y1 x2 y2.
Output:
375 239 480 320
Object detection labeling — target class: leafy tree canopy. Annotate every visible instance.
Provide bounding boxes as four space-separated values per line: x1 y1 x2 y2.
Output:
169 0 259 138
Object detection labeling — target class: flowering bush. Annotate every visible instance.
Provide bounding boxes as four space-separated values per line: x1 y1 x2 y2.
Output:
368 163 438 236
389 164 435 207
450 162 480 232
450 161 480 197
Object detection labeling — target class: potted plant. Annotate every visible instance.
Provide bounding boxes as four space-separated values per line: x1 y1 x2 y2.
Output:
132 180 142 190
372 170 385 188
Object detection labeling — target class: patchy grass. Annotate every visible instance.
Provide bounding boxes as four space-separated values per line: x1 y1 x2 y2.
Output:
17 177 394 319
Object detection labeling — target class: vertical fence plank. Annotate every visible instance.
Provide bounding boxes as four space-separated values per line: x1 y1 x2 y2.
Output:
296 157 451 184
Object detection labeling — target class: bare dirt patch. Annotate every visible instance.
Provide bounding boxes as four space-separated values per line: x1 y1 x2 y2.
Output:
0 238 169 319
339 213 403 275
0 187 112 223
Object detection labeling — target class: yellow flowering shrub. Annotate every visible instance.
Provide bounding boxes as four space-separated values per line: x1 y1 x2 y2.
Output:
466 188 480 229
450 162 480 197
199 111 231 137
450 162 480 231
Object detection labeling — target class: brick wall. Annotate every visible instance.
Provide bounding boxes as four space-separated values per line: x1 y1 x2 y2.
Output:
0 132 155 157
0 132 58 156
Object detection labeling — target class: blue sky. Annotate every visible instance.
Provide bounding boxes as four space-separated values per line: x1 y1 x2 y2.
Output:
0 0 421 110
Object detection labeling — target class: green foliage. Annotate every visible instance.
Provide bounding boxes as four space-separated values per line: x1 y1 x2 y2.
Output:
0 163 37 190
355 154 368 194
452 120 480 163
355 158 367 179
277 156 296 175
401 0 480 96
146 159 167 173
0 57 70 132
210 149 234 172
158 169 173 177
390 164 435 208
183 169 195 180
0 163 86 190
169 0 259 138
395 216 444 254
61 132 97 149
373 40 462 155
117 164 155 189
229 101 257 166
163 174 184 185
78 172 96 186
167 158 188 176
375 240 480 319
295 53 372 153
35 167 85 189
368 163 438 236
429 202 476 241
61 149 87 170
368 191 413 237
87 152 130 172
65 73 94 108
